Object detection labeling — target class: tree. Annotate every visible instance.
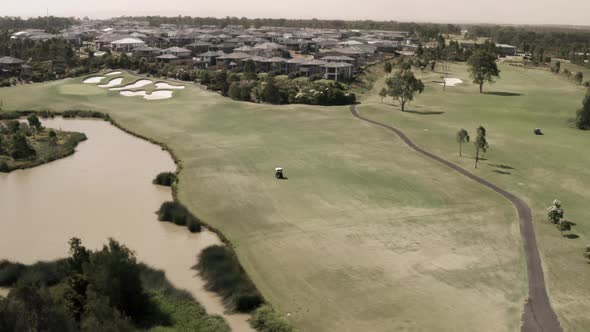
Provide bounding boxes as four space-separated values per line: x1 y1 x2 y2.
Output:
575 89 590 130
574 72 584 85
385 69 424 112
383 62 392 76
467 50 500 93
554 61 561 73
84 239 149 319
547 199 564 224
473 126 489 168
378 87 387 103
262 74 281 104
243 60 257 80
27 114 43 132
11 133 35 160
228 82 241 100
456 129 470 157
0 282 76 332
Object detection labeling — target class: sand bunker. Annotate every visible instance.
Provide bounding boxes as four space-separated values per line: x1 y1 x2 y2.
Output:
155 82 185 90
105 71 122 76
120 90 173 100
97 78 123 88
110 79 153 91
83 76 105 84
440 78 463 87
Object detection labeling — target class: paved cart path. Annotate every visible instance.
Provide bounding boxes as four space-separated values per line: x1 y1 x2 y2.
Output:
350 105 561 332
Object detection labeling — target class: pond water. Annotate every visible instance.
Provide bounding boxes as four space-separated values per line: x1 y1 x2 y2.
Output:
0 118 251 331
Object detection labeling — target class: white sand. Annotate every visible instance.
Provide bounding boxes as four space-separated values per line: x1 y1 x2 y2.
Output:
120 90 173 100
155 82 185 90
105 71 122 76
97 78 123 88
109 79 153 91
440 78 463 87
83 76 105 84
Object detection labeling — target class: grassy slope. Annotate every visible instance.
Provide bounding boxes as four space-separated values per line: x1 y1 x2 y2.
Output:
0 71 526 331
358 61 590 331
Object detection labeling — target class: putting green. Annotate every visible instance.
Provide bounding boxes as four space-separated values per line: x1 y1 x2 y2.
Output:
0 69 550 331
358 61 590 331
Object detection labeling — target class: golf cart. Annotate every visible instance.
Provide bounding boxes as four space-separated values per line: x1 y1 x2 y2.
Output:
275 167 284 179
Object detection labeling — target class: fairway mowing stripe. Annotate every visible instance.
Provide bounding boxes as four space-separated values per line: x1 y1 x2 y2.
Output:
350 105 562 332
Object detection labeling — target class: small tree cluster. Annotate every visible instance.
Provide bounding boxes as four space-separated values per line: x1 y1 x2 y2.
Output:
547 199 573 237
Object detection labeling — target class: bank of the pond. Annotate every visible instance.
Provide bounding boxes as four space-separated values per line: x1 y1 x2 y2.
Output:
0 117 253 332
0 123 86 173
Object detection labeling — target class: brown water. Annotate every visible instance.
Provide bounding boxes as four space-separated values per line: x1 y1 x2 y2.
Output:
0 118 252 331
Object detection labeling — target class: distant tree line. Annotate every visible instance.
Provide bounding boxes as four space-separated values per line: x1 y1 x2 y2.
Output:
466 25 590 59
0 16 78 32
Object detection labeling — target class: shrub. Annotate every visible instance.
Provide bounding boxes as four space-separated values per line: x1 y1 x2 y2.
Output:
0 161 8 172
157 201 202 233
250 305 294 332
153 172 176 186
0 260 26 286
196 245 263 312
0 259 68 287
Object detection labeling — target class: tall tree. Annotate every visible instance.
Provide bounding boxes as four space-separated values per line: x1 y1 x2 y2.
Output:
473 126 489 168
574 72 584 85
11 133 35 160
456 129 470 157
575 89 590 130
467 50 500 93
27 114 43 132
383 62 393 76
378 87 387 103
385 69 424 112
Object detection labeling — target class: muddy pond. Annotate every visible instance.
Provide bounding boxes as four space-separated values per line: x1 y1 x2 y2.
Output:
0 118 251 331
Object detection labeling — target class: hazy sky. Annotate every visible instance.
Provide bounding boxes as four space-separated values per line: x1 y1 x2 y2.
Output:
3 0 590 26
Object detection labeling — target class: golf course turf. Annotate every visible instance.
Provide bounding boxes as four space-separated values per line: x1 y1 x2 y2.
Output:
0 63 588 331
351 104 560 332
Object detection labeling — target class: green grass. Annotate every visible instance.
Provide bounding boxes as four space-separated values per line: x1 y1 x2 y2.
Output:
0 70 533 331
358 61 590 331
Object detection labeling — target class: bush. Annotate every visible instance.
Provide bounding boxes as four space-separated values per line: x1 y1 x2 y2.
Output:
196 245 263 312
0 260 26 286
153 172 176 186
0 259 68 287
250 305 294 332
158 201 202 233
0 161 8 172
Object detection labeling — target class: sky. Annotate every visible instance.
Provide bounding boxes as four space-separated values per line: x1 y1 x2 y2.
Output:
3 0 590 26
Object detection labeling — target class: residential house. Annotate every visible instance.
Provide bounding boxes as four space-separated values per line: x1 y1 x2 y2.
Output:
163 47 192 59
155 54 179 63
322 62 353 81
186 41 213 55
0 56 26 75
132 46 162 58
110 38 146 52
198 50 225 67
